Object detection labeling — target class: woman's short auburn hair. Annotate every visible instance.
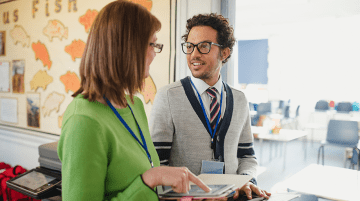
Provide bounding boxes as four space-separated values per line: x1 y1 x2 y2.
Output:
73 0 161 107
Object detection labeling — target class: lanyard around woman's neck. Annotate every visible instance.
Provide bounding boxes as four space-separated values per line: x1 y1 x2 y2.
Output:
103 96 153 168
190 78 223 148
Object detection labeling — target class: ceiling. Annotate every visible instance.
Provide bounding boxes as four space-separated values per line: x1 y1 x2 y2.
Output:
235 0 360 28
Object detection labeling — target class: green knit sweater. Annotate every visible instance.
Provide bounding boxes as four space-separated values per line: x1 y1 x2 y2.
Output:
58 94 160 200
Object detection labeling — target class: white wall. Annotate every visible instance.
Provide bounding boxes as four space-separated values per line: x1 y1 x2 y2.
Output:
234 0 360 141
0 125 59 169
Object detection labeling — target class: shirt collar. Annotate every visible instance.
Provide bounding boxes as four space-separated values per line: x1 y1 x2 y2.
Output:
190 75 223 95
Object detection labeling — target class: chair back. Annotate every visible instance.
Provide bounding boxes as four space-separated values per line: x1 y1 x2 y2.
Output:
315 100 329 111
295 105 300 117
257 102 272 115
326 120 359 146
336 102 352 113
284 106 290 118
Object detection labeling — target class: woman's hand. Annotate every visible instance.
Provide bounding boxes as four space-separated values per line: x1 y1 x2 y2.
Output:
142 166 211 193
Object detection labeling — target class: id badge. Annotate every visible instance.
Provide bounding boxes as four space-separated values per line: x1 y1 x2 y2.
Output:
201 160 224 174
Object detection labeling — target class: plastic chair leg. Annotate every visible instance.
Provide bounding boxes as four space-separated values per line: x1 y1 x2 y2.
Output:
322 146 324 165
317 146 324 165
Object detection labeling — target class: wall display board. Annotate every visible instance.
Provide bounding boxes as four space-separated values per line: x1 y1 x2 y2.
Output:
0 0 175 135
0 31 5 56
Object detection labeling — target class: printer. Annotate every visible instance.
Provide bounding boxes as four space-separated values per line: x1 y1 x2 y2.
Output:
7 141 62 200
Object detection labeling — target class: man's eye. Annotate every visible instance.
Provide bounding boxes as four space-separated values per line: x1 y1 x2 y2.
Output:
199 44 208 49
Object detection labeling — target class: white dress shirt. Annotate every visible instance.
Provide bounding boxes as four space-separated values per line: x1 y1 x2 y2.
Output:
190 75 227 120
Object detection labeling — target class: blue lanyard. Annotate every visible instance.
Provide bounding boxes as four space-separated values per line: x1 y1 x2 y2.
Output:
104 96 153 168
190 79 223 144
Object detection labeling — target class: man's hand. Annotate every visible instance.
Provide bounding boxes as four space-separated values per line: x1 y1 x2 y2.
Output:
233 182 271 200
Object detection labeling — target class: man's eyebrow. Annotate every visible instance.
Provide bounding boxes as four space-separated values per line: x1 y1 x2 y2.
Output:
186 40 212 44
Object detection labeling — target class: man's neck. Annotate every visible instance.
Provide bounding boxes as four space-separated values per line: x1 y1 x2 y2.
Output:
202 76 220 87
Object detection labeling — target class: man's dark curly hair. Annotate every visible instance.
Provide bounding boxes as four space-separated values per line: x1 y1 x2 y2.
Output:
182 13 235 64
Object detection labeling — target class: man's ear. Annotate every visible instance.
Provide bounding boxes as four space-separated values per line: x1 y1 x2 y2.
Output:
221 47 231 61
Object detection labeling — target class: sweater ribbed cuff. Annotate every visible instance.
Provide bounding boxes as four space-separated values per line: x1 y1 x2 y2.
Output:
140 174 157 192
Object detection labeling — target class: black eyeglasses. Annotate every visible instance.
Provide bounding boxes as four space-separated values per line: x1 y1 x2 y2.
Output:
181 41 222 54
150 43 164 53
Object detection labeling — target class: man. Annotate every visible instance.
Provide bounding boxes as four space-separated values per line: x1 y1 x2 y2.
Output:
150 13 271 200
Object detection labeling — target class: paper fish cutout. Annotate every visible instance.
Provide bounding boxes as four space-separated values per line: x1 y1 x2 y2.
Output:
30 70 53 91
32 41 52 69
60 71 80 93
42 92 65 117
10 25 30 47
130 0 152 11
79 9 98 33
43 20 68 41
65 39 86 61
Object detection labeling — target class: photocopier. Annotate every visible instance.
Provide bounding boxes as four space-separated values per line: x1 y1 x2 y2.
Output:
6 141 62 200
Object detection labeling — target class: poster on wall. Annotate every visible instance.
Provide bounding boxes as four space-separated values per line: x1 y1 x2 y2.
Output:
0 61 10 92
26 93 40 128
12 60 25 94
0 97 18 124
0 31 5 56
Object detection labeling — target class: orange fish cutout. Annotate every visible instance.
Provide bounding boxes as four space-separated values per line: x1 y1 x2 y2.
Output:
60 71 81 93
65 39 86 61
79 9 98 33
129 0 152 11
32 41 52 70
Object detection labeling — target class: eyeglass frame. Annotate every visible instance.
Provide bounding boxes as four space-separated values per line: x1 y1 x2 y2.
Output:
181 41 223 54
150 43 164 53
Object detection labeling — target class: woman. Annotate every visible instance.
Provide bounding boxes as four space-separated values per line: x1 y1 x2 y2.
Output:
57 1 210 200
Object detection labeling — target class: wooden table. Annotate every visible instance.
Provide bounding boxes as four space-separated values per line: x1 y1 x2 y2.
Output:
284 164 360 200
252 127 308 169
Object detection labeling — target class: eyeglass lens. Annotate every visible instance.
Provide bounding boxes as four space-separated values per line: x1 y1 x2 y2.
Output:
151 43 163 53
182 42 211 54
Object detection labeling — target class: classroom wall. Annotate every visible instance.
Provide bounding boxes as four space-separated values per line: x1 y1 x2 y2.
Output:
0 0 175 169
0 0 226 170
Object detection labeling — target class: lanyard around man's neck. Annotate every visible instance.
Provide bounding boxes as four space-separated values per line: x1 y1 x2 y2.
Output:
190 78 223 149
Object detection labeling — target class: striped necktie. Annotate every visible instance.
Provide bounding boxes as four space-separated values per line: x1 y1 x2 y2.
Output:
206 87 220 131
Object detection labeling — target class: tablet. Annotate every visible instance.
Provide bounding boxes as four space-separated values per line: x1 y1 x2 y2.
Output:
158 184 235 197
6 168 61 199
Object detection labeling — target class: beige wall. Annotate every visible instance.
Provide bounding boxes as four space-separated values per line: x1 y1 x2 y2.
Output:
0 0 173 135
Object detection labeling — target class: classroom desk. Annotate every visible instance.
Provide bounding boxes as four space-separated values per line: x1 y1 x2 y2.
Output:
252 127 308 169
284 164 360 201
305 123 326 146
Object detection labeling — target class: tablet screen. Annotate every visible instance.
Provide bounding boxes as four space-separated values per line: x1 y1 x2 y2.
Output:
161 184 234 197
11 171 56 190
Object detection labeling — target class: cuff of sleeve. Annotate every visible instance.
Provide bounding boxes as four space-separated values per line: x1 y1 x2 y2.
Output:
249 177 257 185
141 174 156 192
240 173 258 186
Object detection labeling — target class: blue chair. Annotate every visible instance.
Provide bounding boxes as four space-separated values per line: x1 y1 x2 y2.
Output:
251 102 271 126
317 120 359 167
283 105 290 118
350 147 359 170
295 105 300 117
315 100 329 111
257 102 272 115
336 102 352 113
